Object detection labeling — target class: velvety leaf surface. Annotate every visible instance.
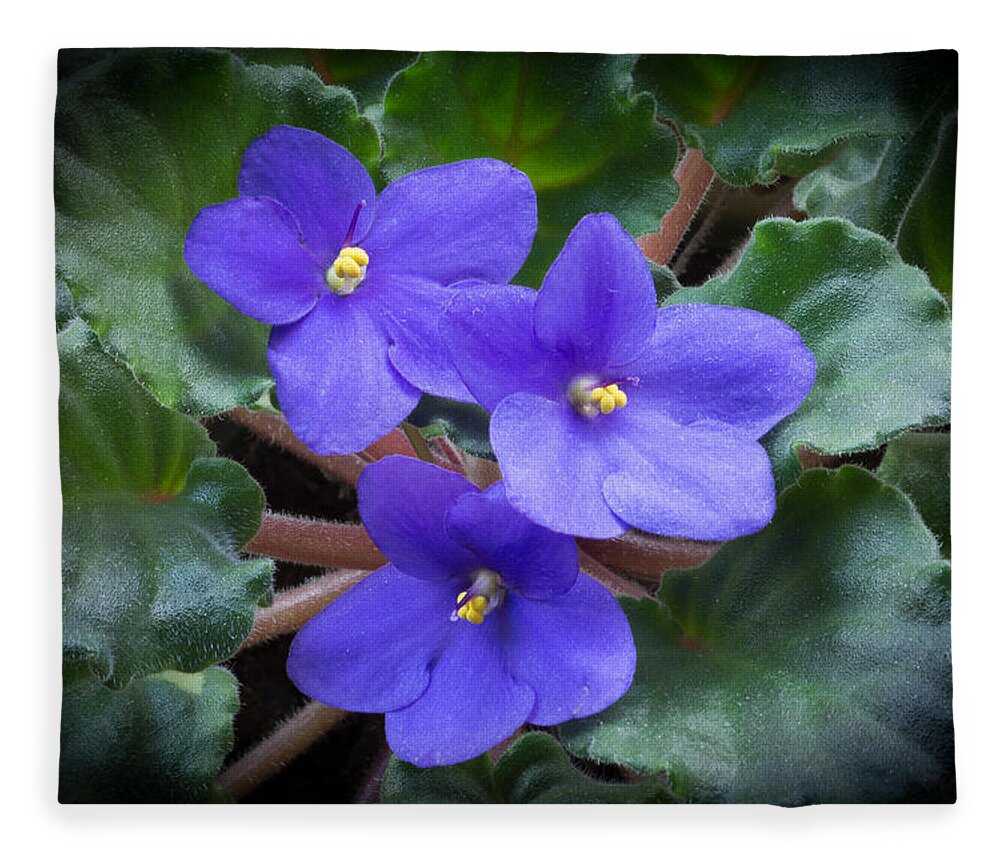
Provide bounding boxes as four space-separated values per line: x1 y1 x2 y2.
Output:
562 467 954 805
635 52 956 186
381 52 679 286
794 78 957 299
55 48 380 414
668 218 951 490
59 663 238 802
232 49 418 108
381 732 669 803
60 321 273 686
408 394 494 459
878 432 951 558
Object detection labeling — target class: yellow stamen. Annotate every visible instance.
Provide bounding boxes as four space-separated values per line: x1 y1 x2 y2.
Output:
599 394 616 414
613 389 627 408
339 246 369 266
326 246 370 295
334 256 361 279
469 595 488 613
590 386 607 403
465 609 484 625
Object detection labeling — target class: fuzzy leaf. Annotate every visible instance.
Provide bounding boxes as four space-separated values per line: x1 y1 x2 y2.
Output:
59 663 238 802
60 321 272 686
55 48 380 414
381 52 679 286
635 52 956 186
562 468 954 805
878 432 951 558
668 218 951 490
382 732 669 803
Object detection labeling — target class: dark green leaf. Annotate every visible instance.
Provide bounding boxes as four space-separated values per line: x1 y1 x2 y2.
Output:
408 394 494 460
60 321 272 686
60 662 238 802
381 752 496 803
55 48 380 414
650 259 681 305
232 48 418 108
381 52 679 286
493 733 669 803
381 732 669 803
55 277 75 331
878 432 951 558
635 52 956 186
668 218 951 490
562 467 954 805
794 80 956 299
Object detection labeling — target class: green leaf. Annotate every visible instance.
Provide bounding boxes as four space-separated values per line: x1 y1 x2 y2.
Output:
55 48 380 415
381 52 679 286
794 79 957 299
232 48 418 109
408 395 494 460
55 277 75 331
562 467 954 805
649 259 681 305
382 752 496 803
635 52 956 186
668 218 951 490
60 321 273 686
878 432 951 558
60 662 238 802
381 732 669 803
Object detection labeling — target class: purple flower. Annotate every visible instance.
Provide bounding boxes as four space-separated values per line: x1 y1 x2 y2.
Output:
287 456 635 767
184 125 536 454
441 213 817 540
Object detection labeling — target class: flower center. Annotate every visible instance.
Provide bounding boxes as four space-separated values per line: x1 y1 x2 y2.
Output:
568 375 629 418
325 246 369 296
451 569 504 626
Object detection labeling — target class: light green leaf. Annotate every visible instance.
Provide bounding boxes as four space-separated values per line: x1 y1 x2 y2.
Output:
382 732 669 803
562 467 954 805
878 432 951 558
635 52 956 186
381 52 679 286
60 663 238 802
668 218 951 490
60 321 272 686
55 48 380 414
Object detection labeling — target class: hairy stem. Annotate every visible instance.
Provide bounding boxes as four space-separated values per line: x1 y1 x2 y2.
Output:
241 568 370 650
217 700 347 800
356 744 393 803
226 407 367 485
359 426 419 463
247 511 386 570
579 532 719 580
637 148 716 266
578 549 650 600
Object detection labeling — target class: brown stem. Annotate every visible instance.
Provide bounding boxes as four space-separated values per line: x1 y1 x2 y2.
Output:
427 435 468 474
217 700 347 800
247 511 386 570
226 408 367 486
241 568 370 649
637 149 716 266
465 456 502 490
359 426 418 463
356 744 393 804
578 549 649 600
579 532 719 581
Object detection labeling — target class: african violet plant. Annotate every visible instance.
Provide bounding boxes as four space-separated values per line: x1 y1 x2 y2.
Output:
57 48 955 804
